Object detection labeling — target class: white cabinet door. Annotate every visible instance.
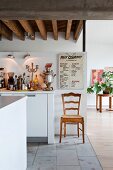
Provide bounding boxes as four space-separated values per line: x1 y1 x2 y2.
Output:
27 94 47 137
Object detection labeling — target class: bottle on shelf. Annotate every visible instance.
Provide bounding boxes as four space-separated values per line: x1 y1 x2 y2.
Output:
23 74 28 91
0 72 6 89
30 80 35 91
14 75 18 90
34 74 39 90
7 72 14 90
22 73 26 90
0 68 6 89
26 75 30 90
17 75 22 90
1 78 5 88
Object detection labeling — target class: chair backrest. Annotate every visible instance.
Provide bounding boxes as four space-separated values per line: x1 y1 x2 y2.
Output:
62 92 81 115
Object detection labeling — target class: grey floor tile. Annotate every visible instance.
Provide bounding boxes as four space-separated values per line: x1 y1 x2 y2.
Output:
81 167 101 170
27 165 56 170
76 143 96 157
36 148 56 157
36 144 56 157
33 156 56 166
27 167 38 170
56 143 76 150
55 135 89 145
55 136 77 144
79 156 102 170
57 150 79 166
57 166 81 170
27 166 56 170
27 153 36 167
75 135 89 144
27 143 39 154
38 144 56 150
37 166 56 170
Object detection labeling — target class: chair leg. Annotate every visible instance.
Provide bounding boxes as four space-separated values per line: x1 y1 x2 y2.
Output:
64 123 66 137
77 123 79 137
59 119 62 143
82 121 85 143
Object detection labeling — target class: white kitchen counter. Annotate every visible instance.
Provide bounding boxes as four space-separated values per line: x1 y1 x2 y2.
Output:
0 90 55 144
0 89 54 95
0 96 27 170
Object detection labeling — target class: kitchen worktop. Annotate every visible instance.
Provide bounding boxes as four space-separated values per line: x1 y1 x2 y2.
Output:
0 90 55 144
0 96 27 170
0 96 25 109
0 89 55 95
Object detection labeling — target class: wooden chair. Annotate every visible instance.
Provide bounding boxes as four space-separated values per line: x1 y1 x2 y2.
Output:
59 92 85 143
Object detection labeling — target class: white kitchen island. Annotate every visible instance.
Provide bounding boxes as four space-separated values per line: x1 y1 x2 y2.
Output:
0 96 27 170
0 90 55 144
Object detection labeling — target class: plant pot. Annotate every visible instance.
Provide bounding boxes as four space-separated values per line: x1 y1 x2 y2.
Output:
103 88 110 94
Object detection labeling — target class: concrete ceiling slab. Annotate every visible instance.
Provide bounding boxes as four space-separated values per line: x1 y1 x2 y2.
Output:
0 0 113 19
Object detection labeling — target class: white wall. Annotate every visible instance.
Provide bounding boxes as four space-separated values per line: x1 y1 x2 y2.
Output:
0 32 87 135
0 32 82 52
87 20 113 107
0 32 83 90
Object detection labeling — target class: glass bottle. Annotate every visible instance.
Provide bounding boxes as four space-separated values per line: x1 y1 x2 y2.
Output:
34 74 38 90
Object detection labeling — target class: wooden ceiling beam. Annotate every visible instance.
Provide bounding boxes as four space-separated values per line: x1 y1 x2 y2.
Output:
35 20 47 40
66 20 72 40
0 21 12 40
74 20 83 41
19 20 35 40
2 20 25 40
52 20 58 40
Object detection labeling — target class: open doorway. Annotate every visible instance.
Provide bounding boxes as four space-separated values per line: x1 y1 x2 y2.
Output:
86 20 113 169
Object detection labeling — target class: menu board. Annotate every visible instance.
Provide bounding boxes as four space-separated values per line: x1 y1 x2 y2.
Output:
59 53 84 89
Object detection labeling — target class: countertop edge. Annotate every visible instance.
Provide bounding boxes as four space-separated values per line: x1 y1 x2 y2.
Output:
0 96 27 109
0 90 55 95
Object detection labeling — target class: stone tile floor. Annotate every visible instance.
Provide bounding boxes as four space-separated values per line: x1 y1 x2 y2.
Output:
27 108 113 170
27 135 102 170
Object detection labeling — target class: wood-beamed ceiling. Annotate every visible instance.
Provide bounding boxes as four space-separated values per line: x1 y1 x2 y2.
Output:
0 20 83 41
66 20 72 40
19 20 35 40
2 20 25 40
0 21 12 40
52 20 58 40
35 20 47 40
74 20 83 40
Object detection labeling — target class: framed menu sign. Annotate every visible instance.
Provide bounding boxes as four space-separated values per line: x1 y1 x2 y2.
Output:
59 53 84 89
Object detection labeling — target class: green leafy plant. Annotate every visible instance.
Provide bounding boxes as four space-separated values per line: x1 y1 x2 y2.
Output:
87 71 113 94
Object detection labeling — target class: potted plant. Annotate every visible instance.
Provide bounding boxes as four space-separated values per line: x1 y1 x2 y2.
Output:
87 71 113 94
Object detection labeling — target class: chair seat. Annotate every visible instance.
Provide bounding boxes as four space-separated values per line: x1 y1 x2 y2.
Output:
61 114 83 119
61 114 84 123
